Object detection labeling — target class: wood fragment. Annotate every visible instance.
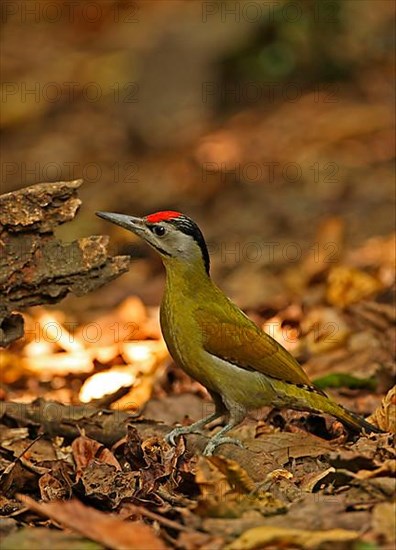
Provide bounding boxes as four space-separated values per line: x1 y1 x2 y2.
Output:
0 180 130 346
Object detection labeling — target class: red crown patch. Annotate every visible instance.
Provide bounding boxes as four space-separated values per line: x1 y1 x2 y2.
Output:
145 211 183 223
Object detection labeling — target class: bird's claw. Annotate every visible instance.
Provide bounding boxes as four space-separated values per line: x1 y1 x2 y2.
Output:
203 436 244 456
165 425 204 446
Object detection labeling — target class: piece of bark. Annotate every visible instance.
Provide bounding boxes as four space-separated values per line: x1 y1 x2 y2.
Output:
0 179 81 233
0 180 130 346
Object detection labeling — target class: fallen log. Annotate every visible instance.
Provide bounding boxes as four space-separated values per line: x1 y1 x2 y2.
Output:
0 179 130 346
0 398 285 482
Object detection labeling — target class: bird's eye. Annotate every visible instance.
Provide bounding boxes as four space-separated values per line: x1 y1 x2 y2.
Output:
151 225 166 237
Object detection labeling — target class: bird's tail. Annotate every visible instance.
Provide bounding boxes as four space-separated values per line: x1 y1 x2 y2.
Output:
324 399 383 434
273 379 383 434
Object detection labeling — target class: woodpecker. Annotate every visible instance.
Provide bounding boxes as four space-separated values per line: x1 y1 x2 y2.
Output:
96 210 382 455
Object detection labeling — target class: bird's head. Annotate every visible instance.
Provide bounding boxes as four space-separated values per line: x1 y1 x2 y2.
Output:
96 210 210 274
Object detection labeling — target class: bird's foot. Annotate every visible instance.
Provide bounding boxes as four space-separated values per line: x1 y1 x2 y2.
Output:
203 436 244 456
165 425 205 446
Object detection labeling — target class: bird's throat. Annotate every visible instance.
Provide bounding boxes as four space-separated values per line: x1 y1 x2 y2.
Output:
162 256 214 302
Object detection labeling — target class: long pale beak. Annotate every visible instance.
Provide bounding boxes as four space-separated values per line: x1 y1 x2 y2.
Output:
96 211 144 233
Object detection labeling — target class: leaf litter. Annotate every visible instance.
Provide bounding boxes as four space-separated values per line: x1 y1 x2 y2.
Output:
0 224 395 549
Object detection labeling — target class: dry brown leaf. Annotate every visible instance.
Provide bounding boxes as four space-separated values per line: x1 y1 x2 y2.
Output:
81 462 137 507
39 472 70 502
326 266 382 308
367 385 396 432
299 467 337 492
19 495 166 550
372 501 396 544
226 525 359 550
194 456 285 519
354 460 396 479
72 435 121 480
206 456 256 494
247 432 332 464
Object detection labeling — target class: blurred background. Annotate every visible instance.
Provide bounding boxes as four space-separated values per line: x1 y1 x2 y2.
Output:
1 0 395 409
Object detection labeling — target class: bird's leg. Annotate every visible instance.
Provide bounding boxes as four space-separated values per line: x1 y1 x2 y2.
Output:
165 391 227 446
202 408 246 456
165 411 223 446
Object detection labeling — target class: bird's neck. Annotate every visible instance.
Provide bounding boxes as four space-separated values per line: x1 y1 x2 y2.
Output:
162 257 213 296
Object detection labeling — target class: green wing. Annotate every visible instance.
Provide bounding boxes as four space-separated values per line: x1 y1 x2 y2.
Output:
194 302 313 387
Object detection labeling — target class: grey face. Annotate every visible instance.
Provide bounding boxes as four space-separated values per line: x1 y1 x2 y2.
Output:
96 211 208 268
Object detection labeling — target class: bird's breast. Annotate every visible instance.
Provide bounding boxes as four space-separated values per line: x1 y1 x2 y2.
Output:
160 296 217 390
